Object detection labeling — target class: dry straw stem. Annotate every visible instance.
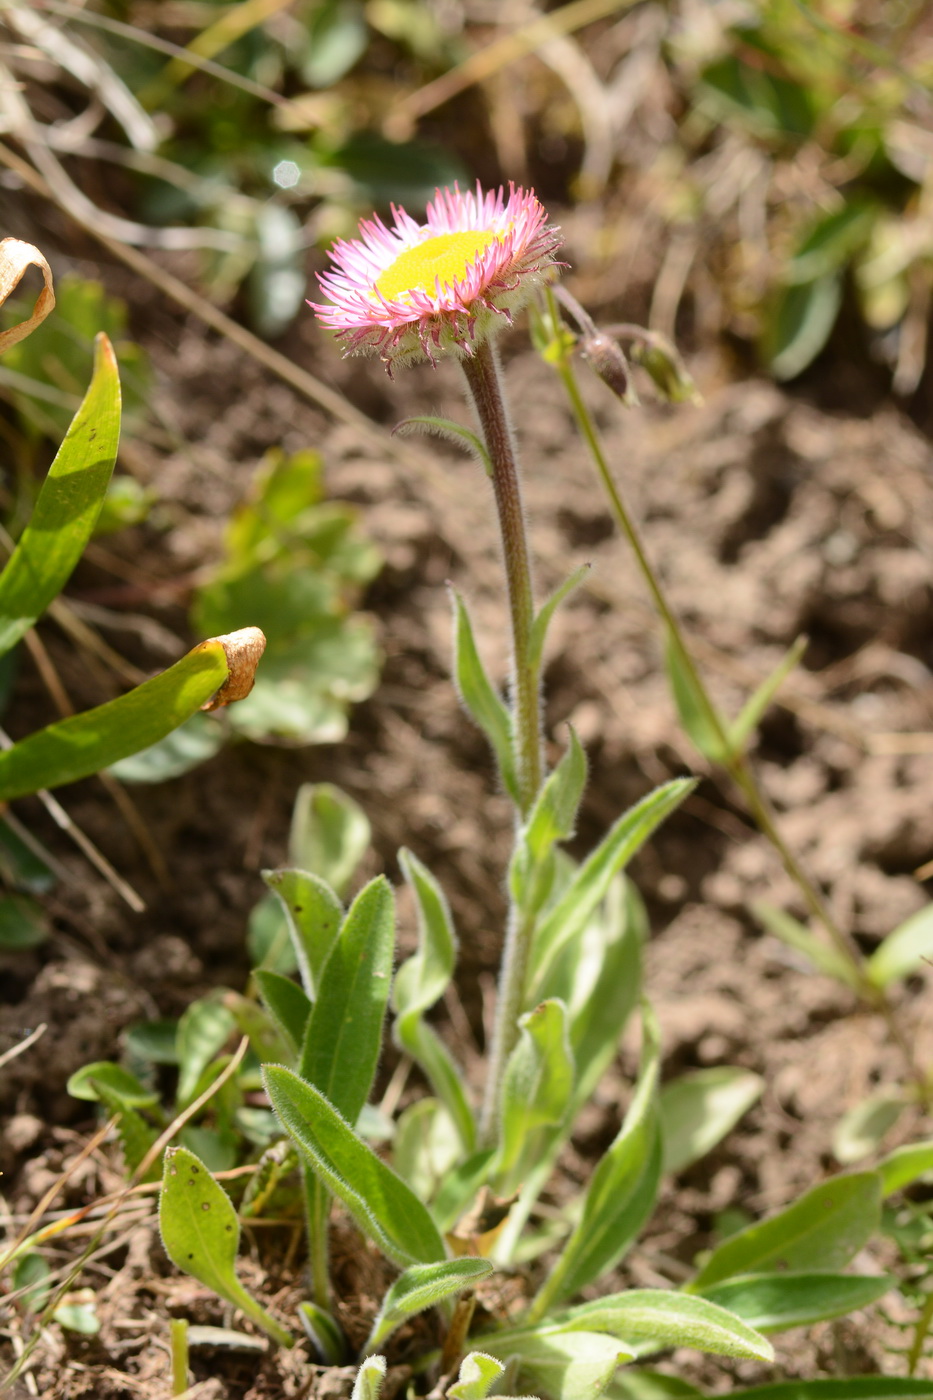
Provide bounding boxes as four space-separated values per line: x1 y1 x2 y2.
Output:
0 238 55 353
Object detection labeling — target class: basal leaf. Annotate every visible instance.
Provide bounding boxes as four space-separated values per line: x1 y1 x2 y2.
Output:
288 782 371 900
725 1382 933 1400
698 1272 893 1333
363 1258 493 1354
877 1139 933 1197
560 1289 773 1360
446 1352 505 1400
352 1355 387 1400
262 867 344 999
660 1068 763 1174
481 1325 632 1400
254 970 312 1057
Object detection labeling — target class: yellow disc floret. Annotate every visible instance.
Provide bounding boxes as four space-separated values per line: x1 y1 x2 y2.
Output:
375 230 497 304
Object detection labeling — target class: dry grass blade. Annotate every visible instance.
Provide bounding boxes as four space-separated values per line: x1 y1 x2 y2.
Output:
0 1022 46 1072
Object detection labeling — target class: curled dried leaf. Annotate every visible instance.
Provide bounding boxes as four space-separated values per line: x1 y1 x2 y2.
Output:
200 627 266 711
0 238 55 354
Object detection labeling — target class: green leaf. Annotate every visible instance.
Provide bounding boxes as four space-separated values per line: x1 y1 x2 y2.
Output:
766 272 843 382
352 1355 387 1400
664 631 726 762
394 416 491 475
108 712 225 783
833 1091 906 1164
785 204 877 286
254 970 312 1057
297 1300 347 1365
394 849 475 1152
67 1062 157 1107
510 729 587 913
690 1172 882 1290
481 1326 633 1400
394 1099 461 1201
530 1005 662 1314
263 1066 446 1268
288 782 371 899
432 1148 497 1234
446 1352 506 1400
530 780 694 997
262 868 343 999
753 902 860 989
498 999 574 1191
299 876 395 1124
12 1253 50 1313
0 638 230 802
867 903 933 989
698 1272 893 1333
727 637 808 754
877 1139 933 1197
724 1383 933 1400
54 1297 100 1335
0 332 119 657
559 1289 773 1360
450 588 518 804
660 1068 763 1174
176 998 236 1109
91 1078 160 1180
363 1258 494 1355
159 1146 294 1348
0 895 47 950
606 1371 703 1400
529 565 591 675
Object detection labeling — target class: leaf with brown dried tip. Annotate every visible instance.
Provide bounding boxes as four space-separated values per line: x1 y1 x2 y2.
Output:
201 626 266 710
0 239 55 353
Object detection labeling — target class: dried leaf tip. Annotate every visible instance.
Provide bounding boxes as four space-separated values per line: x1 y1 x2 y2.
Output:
201 627 267 711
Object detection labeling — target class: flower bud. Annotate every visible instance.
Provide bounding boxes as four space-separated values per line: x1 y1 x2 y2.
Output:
580 330 638 406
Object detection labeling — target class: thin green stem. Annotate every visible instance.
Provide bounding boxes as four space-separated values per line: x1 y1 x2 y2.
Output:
460 338 545 1147
170 1317 189 1396
546 301 929 1098
305 1167 330 1309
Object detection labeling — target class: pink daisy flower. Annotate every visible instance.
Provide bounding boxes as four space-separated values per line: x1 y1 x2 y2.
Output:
309 182 563 372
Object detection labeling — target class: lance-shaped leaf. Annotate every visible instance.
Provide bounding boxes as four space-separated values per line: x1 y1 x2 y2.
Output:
481 1325 633 1400
725 1382 933 1400
176 997 236 1109
877 1139 933 1197
450 588 518 804
394 849 475 1152
664 630 726 763
394 416 491 475
262 868 343 999
363 1257 494 1356
299 876 395 1125
689 1172 882 1290
0 635 235 802
529 780 694 996
498 999 574 1191
254 970 312 1057
289 781 370 900
510 730 587 913
557 1290 772 1361
0 332 118 658
660 1068 764 1174
727 637 808 755
697 1272 893 1334
264 1066 446 1268
753 903 860 990
529 565 591 675
867 903 933 990
446 1352 505 1400
159 1146 294 1348
90 1079 160 1181
352 1355 387 1400
529 1005 662 1316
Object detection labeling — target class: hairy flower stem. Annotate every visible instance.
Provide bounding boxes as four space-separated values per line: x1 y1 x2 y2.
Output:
550 320 929 1103
460 338 545 1146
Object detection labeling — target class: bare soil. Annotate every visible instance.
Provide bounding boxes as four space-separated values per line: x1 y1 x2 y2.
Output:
3 233 933 1397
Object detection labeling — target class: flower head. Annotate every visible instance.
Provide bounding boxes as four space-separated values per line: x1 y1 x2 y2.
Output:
310 182 563 372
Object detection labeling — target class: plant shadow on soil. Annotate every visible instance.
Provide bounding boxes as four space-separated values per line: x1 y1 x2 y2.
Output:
2 273 933 1396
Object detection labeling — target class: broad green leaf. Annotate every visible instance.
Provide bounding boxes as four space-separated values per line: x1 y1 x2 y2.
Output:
725 1382 933 1400
498 999 574 1190
660 1068 763 1174
66 1061 157 1107
108 712 224 783
481 1326 632 1400
877 1139 933 1197
263 1066 446 1268
126 1020 179 1066
12 1254 50 1313
176 998 236 1108
530 1005 662 1315
394 849 474 1151
530 780 694 994
867 903 933 989
559 1289 772 1360
159 1146 294 1348
446 1352 505 1400
222 992 291 1066
450 588 518 804
54 1296 99 1335
753 902 860 990
698 1272 893 1333
529 565 591 675
727 637 808 754
254 970 312 1057
299 876 394 1124
664 631 726 762
288 782 371 900
606 1371 703 1400
352 1355 387 1400
262 868 344 999
363 1258 493 1355
833 1091 906 1164
394 1099 461 1201
0 638 231 802
690 1172 882 1290
0 332 119 657
766 272 843 382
